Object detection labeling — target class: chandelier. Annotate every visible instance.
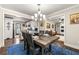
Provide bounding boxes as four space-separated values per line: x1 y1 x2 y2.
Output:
31 4 46 21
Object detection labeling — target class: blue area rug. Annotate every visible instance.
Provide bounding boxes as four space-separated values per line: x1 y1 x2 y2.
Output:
51 43 79 55
7 43 27 55
7 43 79 55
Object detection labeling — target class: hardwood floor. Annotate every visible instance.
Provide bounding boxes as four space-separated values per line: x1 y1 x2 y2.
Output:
0 47 7 55
0 38 79 55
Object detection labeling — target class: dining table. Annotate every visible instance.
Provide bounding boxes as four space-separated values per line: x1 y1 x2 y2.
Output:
33 35 60 55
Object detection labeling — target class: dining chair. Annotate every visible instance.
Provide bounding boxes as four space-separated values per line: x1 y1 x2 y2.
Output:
22 32 27 50
26 33 40 55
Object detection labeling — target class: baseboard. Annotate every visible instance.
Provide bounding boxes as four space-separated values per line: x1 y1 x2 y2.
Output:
64 43 79 51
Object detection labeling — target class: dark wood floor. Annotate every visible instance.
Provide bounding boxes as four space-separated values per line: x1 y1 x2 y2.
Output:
0 39 79 55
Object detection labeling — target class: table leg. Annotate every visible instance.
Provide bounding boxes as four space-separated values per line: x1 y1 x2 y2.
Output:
49 45 51 52
42 47 45 55
48 45 52 55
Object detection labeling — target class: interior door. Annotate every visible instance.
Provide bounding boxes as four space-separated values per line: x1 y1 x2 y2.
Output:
13 22 22 37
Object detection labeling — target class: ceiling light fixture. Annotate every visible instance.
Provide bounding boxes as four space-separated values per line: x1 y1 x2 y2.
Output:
31 4 46 21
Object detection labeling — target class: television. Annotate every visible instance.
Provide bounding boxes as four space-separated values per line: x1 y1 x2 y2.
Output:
35 28 38 31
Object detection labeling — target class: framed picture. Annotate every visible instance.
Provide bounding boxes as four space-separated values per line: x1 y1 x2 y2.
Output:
46 23 50 28
40 21 44 27
70 13 79 24
52 24 54 28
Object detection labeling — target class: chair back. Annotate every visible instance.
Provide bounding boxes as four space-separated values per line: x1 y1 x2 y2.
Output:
26 33 35 54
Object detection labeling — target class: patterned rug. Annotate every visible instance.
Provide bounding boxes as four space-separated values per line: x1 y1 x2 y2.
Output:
7 43 79 55
51 43 79 55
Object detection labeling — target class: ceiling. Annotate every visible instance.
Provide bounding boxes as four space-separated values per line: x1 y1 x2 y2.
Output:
0 4 75 16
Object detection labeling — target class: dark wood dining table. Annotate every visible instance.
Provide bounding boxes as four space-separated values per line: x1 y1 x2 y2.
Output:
33 36 59 55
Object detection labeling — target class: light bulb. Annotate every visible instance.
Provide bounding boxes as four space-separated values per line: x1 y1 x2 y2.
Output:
40 18 42 21
40 14 42 17
35 18 37 21
38 11 41 14
34 13 37 17
31 16 34 19
43 15 45 19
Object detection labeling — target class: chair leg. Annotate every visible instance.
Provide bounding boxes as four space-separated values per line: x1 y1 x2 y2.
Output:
26 47 29 54
24 42 27 50
49 45 51 52
24 42 26 50
31 50 35 55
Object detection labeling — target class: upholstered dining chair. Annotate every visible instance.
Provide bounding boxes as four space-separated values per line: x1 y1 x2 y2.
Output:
25 33 40 55
22 32 27 50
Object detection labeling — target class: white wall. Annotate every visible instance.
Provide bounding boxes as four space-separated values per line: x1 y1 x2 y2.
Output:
65 5 79 49
48 5 79 49
0 6 31 47
0 8 4 47
4 18 13 39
